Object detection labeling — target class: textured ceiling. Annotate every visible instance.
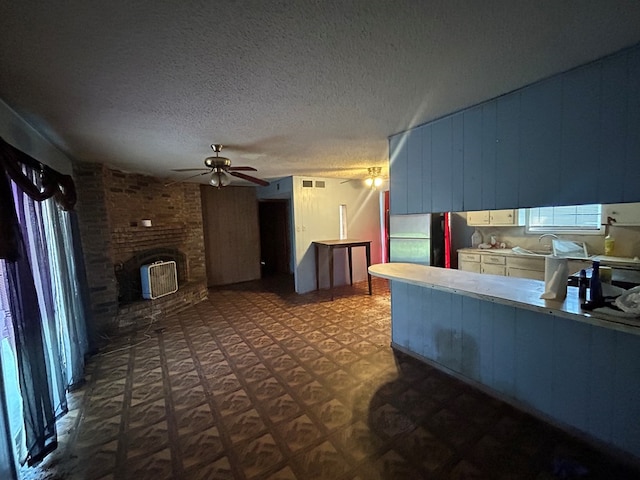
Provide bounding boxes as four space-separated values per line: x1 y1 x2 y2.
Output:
2 1 640 185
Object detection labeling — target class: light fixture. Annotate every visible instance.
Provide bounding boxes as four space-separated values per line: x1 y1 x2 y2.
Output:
209 167 231 188
364 167 383 189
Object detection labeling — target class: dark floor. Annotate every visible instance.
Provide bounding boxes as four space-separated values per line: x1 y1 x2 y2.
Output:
23 276 640 479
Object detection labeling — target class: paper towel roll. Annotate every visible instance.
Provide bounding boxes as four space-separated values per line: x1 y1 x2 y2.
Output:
540 256 568 300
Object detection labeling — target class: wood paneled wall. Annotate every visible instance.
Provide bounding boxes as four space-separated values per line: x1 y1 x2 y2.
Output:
391 283 640 456
201 186 261 286
389 44 640 215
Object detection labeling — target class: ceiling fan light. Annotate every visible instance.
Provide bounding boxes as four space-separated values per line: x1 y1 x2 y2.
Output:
374 177 383 188
210 170 231 187
364 177 374 187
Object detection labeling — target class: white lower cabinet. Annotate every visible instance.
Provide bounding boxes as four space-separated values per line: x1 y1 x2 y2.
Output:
482 263 506 275
480 254 506 275
506 256 545 280
459 250 556 281
507 266 544 280
458 252 481 273
459 251 508 276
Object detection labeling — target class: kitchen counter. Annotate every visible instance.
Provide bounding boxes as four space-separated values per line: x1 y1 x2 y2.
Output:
459 247 640 267
369 262 640 335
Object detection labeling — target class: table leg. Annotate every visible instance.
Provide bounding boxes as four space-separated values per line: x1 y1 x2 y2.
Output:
348 246 353 285
328 245 334 300
366 243 372 295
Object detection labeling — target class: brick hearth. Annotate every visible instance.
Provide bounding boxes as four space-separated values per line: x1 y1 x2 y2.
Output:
73 161 208 337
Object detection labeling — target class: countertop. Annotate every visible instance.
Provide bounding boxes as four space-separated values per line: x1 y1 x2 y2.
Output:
369 262 640 335
459 247 640 268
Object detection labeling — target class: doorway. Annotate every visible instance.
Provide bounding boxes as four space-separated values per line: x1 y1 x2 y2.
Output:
258 200 291 277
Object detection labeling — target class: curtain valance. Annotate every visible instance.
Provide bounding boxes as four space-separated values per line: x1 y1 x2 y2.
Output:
0 137 77 261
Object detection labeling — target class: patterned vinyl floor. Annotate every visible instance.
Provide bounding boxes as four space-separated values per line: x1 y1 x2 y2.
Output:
23 276 640 479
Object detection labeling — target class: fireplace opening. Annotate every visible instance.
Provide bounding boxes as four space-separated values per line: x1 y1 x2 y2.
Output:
115 248 187 304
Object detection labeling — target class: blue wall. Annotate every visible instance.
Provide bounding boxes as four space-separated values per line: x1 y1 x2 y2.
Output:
392 283 640 455
388 42 640 458
390 44 640 215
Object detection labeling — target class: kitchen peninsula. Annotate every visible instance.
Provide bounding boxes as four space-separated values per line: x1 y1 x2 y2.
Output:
386 42 640 460
372 260 640 460
369 262 640 334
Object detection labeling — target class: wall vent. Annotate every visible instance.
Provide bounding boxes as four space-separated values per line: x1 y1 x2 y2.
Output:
315 181 326 188
141 261 178 299
302 180 313 188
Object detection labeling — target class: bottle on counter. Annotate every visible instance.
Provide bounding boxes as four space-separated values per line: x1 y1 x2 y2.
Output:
578 269 588 300
589 261 603 306
471 229 482 248
604 234 615 256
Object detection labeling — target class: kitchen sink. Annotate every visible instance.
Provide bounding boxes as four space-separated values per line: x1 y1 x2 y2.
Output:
511 247 552 256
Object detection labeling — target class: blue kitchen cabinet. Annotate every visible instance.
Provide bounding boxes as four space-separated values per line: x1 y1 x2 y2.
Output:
626 47 640 203
559 61 601 206
431 118 452 213
481 101 497 210
389 132 408 214
407 126 424 213
462 106 483 211
495 93 520 209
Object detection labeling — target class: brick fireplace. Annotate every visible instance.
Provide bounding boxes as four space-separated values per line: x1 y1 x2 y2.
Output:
73 161 208 335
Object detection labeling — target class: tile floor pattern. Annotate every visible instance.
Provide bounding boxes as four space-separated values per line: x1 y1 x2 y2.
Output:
23 276 640 480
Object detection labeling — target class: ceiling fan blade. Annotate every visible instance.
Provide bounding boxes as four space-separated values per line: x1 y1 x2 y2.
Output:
228 166 257 172
172 168 210 172
229 171 270 186
164 170 210 186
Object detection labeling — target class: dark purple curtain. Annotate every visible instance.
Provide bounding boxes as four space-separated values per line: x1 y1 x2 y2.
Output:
0 139 79 465
4 234 57 464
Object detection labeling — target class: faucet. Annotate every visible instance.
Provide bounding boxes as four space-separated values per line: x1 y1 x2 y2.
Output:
538 233 558 252
538 233 558 242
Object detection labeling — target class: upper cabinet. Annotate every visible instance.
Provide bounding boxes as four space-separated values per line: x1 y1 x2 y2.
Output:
466 209 523 226
603 203 640 226
388 44 640 215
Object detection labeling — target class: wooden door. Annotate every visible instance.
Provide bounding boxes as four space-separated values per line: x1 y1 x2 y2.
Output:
201 186 261 286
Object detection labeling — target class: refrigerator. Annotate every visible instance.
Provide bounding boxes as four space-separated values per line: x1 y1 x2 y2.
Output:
388 213 451 267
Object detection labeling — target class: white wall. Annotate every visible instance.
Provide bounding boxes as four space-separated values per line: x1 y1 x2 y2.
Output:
291 176 382 294
1 99 73 174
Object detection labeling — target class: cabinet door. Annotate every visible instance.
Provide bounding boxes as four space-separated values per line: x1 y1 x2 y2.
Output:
481 254 506 265
507 267 545 281
458 252 480 273
460 261 481 273
389 133 408 214
489 209 517 225
507 256 545 272
603 203 640 226
481 264 506 276
467 210 490 225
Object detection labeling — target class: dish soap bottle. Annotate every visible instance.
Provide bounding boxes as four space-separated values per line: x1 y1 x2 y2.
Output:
471 229 482 248
604 216 616 255
604 234 615 256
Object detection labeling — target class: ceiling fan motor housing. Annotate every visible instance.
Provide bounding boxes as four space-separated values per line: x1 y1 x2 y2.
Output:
204 156 231 169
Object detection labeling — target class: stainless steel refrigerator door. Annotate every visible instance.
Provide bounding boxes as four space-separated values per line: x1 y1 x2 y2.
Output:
389 214 431 265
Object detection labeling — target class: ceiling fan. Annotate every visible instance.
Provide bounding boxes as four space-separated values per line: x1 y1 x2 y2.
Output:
168 144 269 187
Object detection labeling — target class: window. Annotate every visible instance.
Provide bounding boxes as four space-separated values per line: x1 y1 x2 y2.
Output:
526 204 603 234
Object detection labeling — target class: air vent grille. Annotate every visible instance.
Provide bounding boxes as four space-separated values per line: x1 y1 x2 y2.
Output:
302 180 313 187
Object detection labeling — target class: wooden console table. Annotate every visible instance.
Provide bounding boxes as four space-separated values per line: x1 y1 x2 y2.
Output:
313 239 372 300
